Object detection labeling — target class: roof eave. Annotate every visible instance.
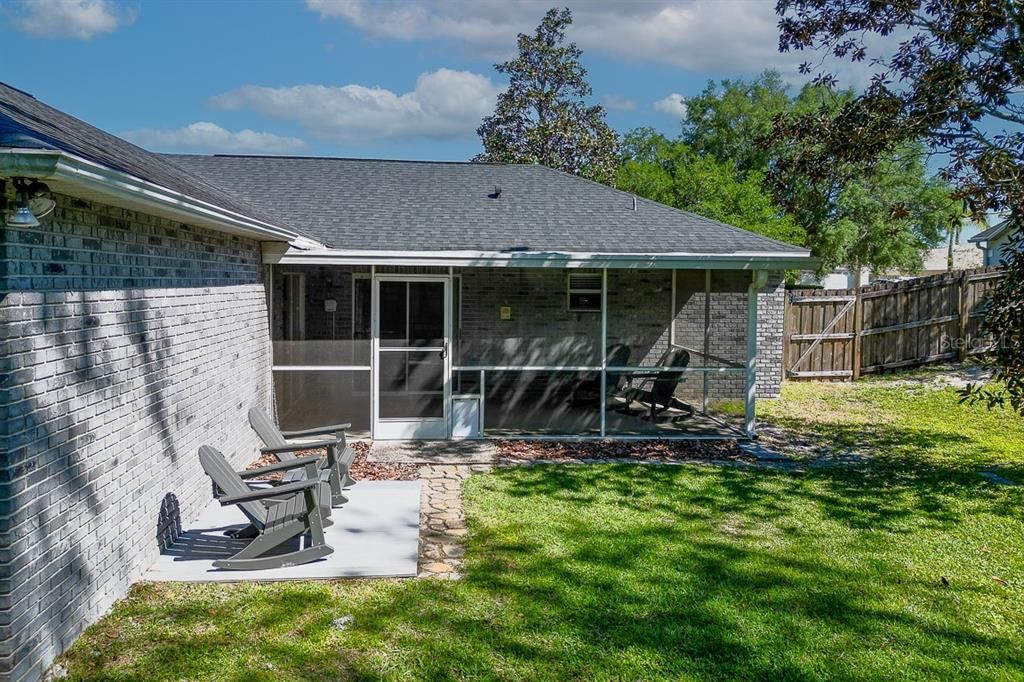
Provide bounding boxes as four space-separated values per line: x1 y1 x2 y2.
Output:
268 247 819 271
0 148 311 244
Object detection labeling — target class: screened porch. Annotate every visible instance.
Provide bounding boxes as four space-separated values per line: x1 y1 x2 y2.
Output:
266 264 759 440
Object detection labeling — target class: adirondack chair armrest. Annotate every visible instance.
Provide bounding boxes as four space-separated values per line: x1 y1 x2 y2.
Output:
260 440 335 455
239 457 320 478
219 478 319 505
280 423 351 438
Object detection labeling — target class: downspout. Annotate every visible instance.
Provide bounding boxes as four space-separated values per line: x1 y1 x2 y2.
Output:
744 270 769 438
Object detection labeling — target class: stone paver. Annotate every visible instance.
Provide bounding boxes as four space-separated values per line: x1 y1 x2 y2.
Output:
417 464 491 578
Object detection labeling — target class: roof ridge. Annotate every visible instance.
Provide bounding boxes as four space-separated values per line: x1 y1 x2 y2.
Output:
194 154 505 166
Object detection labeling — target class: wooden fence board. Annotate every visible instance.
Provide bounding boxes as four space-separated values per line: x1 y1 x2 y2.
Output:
784 266 1004 380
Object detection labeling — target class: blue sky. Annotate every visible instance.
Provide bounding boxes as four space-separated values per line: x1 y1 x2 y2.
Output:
0 0 844 161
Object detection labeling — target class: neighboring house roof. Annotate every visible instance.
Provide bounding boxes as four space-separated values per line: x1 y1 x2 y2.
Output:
0 82 298 240
169 154 810 257
968 219 1011 244
919 244 982 272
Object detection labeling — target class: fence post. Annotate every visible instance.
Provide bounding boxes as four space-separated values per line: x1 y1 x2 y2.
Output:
958 270 970 362
851 286 863 380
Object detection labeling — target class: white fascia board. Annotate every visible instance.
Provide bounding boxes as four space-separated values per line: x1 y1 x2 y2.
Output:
0 148 319 245
269 247 819 271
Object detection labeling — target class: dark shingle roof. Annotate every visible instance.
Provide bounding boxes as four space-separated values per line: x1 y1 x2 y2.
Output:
168 154 807 255
968 219 1011 244
0 82 290 231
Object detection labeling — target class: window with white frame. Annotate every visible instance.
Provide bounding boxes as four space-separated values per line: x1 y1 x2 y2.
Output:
567 272 602 312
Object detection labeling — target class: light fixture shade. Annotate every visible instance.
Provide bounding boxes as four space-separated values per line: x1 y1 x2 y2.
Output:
7 204 40 227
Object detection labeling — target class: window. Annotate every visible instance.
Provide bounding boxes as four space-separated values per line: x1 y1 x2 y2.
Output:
567 272 602 312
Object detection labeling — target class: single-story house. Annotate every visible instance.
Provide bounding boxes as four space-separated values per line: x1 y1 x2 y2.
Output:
969 218 1019 267
0 81 814 680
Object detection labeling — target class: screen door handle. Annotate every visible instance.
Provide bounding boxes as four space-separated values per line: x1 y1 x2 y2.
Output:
439 341 448 360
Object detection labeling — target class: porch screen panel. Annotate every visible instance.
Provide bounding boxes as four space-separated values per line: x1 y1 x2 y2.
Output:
603 370 744 437
481 370 600 436
699 273 750 419
270 264 372 439
271 265 372 366
456 268 602 367
274 370 371 437
606 269 673 368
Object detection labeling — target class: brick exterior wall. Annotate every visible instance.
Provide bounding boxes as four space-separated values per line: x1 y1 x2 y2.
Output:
0 193 273 681
454 266 784 401
458 268 603 366
756 272 786 399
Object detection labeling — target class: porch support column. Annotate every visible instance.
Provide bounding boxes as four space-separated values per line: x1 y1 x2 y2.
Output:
703 269 711 413
600 267 608 438
745 270 768 437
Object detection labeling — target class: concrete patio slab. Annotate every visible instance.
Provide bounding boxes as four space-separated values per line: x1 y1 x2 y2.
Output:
145 480 421 582
370 440 498 464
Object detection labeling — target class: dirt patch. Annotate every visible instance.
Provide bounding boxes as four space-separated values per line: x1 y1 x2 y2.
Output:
495 439 745 463
870 362 993 390
246 441 419 481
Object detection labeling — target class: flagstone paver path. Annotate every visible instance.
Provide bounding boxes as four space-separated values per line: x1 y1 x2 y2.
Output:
417 464 491 579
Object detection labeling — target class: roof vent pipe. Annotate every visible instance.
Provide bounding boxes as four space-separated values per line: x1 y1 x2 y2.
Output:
631 195 637 211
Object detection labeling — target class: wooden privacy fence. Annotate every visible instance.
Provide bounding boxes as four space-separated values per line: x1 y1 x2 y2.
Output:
784 266 1005 380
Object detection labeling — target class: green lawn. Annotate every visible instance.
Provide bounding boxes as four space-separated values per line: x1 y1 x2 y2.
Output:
62 374 1024 680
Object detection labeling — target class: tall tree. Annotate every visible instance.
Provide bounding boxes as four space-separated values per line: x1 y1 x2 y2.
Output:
618 128 805 246
475 8 619 184
676 71 957 275
770 1 1024 411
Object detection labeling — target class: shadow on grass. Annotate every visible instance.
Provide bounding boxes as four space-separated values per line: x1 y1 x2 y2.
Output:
61 415 1024 681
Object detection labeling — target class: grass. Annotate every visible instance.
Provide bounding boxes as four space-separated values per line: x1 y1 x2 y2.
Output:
61 373 1024 680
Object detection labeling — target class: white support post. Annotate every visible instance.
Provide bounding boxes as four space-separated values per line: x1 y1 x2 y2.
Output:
745 270 768 437
479 369 486 438
703 269 711 413
600 267 608 438
669 268 677 347
369 264 376 440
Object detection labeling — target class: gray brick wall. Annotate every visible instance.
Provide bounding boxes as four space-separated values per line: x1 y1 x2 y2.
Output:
756 272 785 398
458 268 602 366
0 193 273 681
455 267 783 401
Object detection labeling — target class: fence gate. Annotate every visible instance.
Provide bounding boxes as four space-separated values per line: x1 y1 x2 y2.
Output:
783 267 1004 381
785 294 857 379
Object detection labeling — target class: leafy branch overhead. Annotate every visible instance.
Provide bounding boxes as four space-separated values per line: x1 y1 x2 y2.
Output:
622 71 959 276
771 0 1023 413
475 8 619 185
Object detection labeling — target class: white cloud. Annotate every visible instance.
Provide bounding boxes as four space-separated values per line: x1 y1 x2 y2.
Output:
601 94 637 111
11 0 133 39
306 0 795 74
653 93 688 119
306 0 894 88
210 68 501 144
121 122 306 155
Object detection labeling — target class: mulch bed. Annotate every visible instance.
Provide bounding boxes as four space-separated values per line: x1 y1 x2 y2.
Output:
246 441 419 481
495 439 745 462
246 439 749 481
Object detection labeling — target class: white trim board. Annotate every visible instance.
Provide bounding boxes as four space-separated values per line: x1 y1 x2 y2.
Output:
268 247 817 271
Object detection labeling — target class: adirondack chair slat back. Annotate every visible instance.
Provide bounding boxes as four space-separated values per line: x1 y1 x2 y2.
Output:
198 446 267 528
248 408 292 457
651 349 690 408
